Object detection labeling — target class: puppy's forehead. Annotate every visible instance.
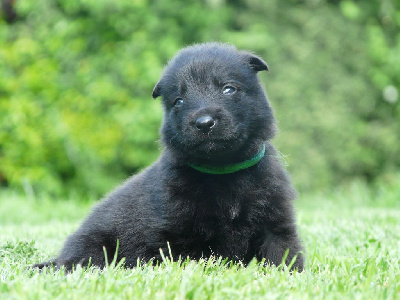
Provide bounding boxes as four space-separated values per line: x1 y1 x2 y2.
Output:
156 43 261 98
179 59 240 82
172 57 251 91
175 62 222 95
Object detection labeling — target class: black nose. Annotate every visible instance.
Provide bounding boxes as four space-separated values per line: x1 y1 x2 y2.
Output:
195 115 215 133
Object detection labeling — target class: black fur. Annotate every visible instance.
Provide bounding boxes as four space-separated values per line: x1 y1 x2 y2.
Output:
33 43 304 271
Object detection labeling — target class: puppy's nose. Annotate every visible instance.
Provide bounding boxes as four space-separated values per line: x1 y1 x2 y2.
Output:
195 115 215 133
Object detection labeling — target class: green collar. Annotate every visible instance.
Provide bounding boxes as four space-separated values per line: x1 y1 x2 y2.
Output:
187 144 266 175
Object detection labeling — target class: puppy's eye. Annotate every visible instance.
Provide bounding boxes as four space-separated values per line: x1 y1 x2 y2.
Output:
222 85 236 95
173 98 184 107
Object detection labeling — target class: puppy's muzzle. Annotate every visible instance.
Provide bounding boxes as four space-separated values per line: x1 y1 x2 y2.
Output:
195 115 215 133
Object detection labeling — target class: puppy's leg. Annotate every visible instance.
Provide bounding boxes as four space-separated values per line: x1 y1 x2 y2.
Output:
33 229 117 271
257 230 304 272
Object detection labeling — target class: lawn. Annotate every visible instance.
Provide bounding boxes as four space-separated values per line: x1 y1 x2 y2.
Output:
1 181 399 299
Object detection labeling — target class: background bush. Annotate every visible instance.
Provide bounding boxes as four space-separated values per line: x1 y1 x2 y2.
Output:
0 0 399 197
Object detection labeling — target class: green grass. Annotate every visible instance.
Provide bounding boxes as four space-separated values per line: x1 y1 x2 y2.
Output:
1 181 399 299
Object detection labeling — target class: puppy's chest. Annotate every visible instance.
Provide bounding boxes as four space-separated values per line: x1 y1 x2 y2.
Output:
159 190 263 260
164 184 262 244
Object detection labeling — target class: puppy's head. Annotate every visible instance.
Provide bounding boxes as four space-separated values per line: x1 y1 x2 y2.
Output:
153 43 277 164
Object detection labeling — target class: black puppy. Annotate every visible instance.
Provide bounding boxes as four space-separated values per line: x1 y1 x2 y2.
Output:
34 43 304 271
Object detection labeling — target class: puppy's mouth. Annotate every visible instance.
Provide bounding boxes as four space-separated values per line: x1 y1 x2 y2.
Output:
163 115 250 163
180 133 248 161
193 139 237 153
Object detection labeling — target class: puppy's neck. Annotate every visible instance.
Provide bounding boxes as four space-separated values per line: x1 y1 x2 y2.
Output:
186 143 266 175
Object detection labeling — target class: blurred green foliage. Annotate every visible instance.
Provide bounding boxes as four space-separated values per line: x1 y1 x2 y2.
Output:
0 0 399 196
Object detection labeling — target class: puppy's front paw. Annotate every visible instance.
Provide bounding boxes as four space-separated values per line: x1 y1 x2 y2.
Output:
31 260 59 271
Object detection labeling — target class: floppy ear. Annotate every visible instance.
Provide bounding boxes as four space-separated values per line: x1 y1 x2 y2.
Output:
152 81 161 99
242 52 269 72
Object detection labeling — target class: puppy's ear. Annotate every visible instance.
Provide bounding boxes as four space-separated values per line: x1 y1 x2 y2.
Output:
242 52 269 72
152 81 161 99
